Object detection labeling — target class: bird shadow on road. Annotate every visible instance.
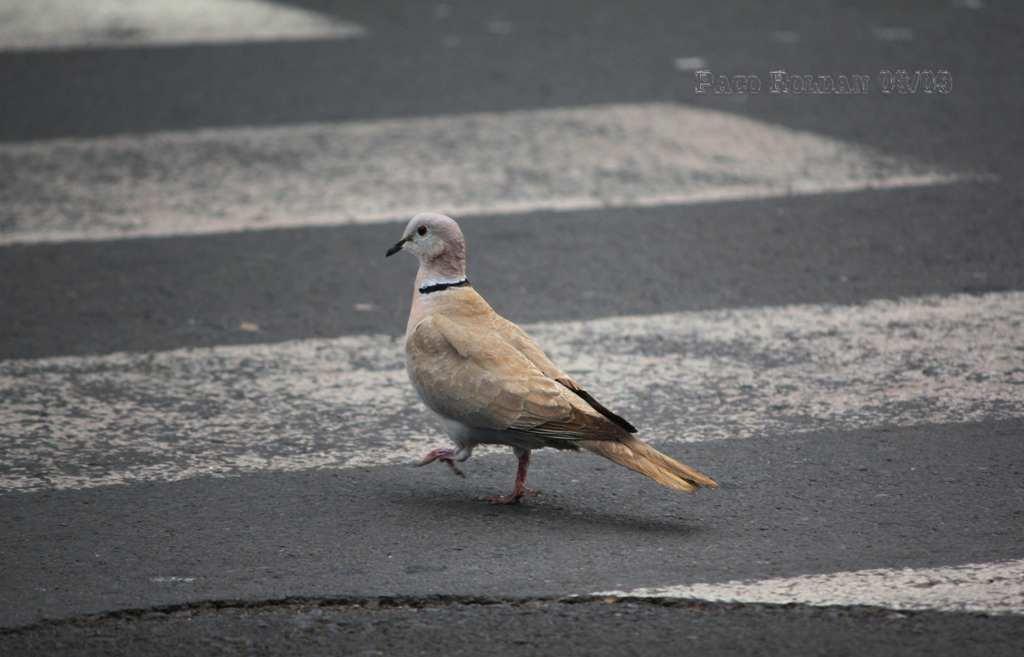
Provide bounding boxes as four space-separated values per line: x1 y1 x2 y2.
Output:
386 486 708 538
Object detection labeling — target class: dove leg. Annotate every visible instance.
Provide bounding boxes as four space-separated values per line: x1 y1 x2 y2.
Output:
487 448 534 505
416 448 465 477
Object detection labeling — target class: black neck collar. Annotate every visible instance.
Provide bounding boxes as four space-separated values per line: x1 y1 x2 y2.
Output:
419 278 471 295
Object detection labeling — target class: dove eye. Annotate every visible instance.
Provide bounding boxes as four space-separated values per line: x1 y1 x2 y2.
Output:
417 226 428 236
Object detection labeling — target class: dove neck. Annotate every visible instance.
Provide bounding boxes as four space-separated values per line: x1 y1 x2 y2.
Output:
407 267 471 338
415 257 467 293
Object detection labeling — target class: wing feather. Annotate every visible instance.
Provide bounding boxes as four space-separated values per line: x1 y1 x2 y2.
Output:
406 315 623 441
489 315 638 433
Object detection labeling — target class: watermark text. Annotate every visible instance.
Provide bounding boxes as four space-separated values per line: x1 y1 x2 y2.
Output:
694 69 952 95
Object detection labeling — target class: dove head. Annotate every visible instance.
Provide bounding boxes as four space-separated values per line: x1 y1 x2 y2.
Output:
386 213 467 280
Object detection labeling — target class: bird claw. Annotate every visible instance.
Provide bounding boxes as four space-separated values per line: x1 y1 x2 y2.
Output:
485 494 522 505
483 488 539 505
417 448 464 477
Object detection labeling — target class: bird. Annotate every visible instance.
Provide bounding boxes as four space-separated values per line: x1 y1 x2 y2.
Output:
386 212 718 504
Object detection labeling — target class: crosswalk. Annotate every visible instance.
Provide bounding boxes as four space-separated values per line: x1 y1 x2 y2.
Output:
0 102 965 245
0 0 366 51
597 559 1024 615
3 291 1022 493
1 0 1021 627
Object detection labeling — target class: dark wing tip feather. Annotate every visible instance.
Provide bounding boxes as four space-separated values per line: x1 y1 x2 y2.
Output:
570 387 638 433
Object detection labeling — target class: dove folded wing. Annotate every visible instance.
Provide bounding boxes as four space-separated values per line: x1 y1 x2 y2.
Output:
489 314 638 433
406 314 625 442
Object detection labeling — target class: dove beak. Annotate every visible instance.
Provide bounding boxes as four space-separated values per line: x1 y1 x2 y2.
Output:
385 237 410 258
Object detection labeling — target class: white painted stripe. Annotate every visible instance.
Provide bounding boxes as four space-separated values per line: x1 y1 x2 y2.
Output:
771 31 801 44
871 26 915 42
596 559 1024 615
1 291 1022 493
0 103 970 245
673 56 707 71
0 0 366 52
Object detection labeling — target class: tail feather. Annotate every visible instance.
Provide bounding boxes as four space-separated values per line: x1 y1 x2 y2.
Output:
582 436 718 493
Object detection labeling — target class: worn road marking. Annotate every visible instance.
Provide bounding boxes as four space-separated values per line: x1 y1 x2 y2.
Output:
150 576 196 584
597 558 1024 615
871 26 915 42
1 291 1021 493
0 102 967 245
673 56 707 71
0 0 366 52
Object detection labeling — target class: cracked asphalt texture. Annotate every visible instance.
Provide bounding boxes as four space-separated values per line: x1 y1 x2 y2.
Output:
5 600 1024 657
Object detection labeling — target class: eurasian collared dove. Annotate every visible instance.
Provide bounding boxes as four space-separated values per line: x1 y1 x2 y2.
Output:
387 213 718 504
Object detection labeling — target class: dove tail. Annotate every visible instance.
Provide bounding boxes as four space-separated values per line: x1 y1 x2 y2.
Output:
581 436 718 493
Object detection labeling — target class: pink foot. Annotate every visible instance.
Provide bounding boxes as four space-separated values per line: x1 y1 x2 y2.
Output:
417 448 464 477
485 494 522 505
483 488 540 505
483 450 537 504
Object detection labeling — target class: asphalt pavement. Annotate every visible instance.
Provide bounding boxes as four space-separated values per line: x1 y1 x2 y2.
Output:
1 1 1023 655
